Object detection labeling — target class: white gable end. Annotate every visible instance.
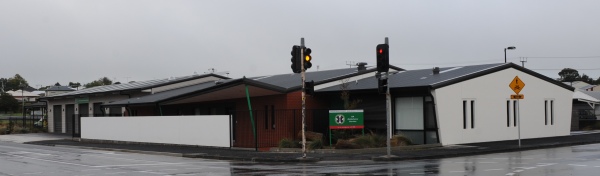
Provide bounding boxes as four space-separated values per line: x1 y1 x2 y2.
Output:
432 67 573 145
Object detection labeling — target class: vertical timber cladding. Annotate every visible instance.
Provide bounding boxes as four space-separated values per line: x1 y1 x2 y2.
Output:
53 105 62 133
329 110 364 129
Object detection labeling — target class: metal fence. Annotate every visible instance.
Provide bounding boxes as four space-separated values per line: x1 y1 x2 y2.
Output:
230 109 329 150
1 117 46 133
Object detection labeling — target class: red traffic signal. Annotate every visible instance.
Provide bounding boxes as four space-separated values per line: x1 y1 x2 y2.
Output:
376 44 389 73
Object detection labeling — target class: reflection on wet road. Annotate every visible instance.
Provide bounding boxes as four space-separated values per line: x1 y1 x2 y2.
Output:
3 141 600 175
231 143 600 175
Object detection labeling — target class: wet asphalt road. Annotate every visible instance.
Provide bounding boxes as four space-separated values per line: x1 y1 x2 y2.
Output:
3 141 600 175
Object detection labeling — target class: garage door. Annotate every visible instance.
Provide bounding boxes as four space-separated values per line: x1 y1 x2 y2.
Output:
53 105 62 133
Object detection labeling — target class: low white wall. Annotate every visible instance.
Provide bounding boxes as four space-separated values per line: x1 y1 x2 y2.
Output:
81 115 230 147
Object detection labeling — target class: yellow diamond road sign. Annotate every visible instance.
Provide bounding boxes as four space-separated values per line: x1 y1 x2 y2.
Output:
509 76 525 94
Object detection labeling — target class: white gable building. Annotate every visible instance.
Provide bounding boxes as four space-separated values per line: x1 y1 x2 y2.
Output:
318 63 574 145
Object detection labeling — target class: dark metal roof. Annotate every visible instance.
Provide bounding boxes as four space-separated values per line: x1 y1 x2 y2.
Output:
251 65 403 91
317 63 574 92
102 66 398 106
46 86 75 91
102 80 232 106
45 74 228 98
103 78 287 106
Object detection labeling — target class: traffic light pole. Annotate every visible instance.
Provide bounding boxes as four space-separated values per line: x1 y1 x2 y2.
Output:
384 37 393 157
300 38 307 158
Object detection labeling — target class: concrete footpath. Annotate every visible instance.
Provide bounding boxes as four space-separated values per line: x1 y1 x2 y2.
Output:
9 131 600 162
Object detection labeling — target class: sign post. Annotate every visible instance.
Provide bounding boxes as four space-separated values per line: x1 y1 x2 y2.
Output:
509 76 525 147
328 110 364 146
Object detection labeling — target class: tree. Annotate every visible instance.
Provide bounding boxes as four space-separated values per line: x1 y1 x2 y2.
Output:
558 68 580 82
339 79 362 110
68 82 81 90
579 74 595 84
5 74 29 91
101 77 113 85
0 92 19 113
38 86 50 91
0 78 6 93
54 82 61 86
84 77 113 88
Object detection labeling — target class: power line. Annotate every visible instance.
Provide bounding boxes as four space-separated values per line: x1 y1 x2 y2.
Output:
397 59 499 66
524 56 600 59
531 68 600 71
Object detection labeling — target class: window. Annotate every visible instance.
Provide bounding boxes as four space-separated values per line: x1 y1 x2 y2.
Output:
462 99 475 129
463 100 467 129
395 97 424 130
544 100 548 125
513 100 517 127
551 100 554 125
471 100 475 129
507 100 511 127
271 105 275 129
395 96 439 144
264 106 269 129
545 99 555 125
263 105 276 129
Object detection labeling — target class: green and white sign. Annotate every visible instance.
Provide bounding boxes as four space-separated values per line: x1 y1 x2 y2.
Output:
329 110 364 129
75 98 89 104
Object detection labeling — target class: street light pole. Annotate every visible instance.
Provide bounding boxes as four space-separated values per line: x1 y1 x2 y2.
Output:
21 82 25 127
504 46 516 63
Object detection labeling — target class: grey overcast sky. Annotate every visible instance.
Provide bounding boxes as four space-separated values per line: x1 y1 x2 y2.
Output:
1 0 600 87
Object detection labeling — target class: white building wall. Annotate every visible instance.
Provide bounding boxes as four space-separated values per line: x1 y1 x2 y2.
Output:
47 99 71 133
47 94 132 133
433 68 573 145
81 116 231 147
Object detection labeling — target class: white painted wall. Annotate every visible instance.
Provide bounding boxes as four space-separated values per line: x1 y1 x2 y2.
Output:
47 99 71 133
47 94 131 133
81 115 231 147
433 68 573 145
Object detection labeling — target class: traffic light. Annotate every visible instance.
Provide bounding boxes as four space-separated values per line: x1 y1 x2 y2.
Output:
305 80 315 96
376 44 389 73
304 47 312 70
291 45 301 73
378 78 387 94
